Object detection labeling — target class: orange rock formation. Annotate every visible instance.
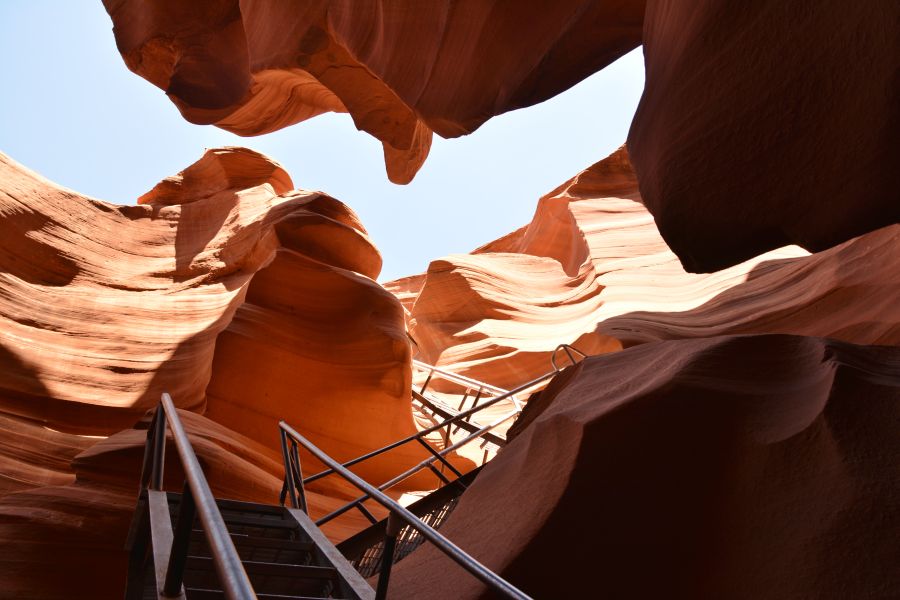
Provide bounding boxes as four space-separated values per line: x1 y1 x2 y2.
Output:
628 0 900 270
0 148 423 596
4 2 899 597
390 147 900 388
389 334 900 598
104 1 898 268
0 148 420 483
3 141 896 598
102 0 644 182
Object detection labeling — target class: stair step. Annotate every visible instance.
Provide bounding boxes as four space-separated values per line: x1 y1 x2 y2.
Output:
218 513 298 530
213 497 286 516
166 493 285 515
185 589 341 600
183 556 338 597
189 530 315 565
186 556 337 579
190 529 314 553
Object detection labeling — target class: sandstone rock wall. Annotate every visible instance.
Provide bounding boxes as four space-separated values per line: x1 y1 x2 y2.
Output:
103 0 644 182
393 147 900 389
628 0 900 270
0 148 421 484
389 334 900 598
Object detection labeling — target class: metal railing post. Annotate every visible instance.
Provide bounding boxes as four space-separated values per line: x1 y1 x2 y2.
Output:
375 512 403 600
150 403 167 490
419 369 434 394
163 482 196 596
279 428 298 508
289 439 309 513
138 409 158 490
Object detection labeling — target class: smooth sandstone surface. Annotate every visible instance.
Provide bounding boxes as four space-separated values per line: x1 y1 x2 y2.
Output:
391 147 900 389
389 334 900 599
0 148 422 485
5 3 899 594
628 0 900 271
104 1 899 270
102 0 644 182
0 149 425 598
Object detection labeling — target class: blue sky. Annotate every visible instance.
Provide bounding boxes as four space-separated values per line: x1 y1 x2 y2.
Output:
0 2 645 281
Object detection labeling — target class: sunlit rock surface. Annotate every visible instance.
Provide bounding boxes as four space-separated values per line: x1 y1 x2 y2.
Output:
5 1 899 593
0 148 427 596
102 0 644 182
389 334 900 598
390 147 900 388
0 148 421 482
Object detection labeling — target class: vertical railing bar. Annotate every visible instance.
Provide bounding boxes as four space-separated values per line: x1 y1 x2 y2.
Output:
279 428 298 509
138 408 158 491
419 370 434 394
163 481 196 596
289 439 308 513
150 402 166 491
374 513 402 600
426 463 453 486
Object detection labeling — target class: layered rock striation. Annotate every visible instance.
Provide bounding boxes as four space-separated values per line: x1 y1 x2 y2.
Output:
0 147 429 596
0 148 420 483
392 147 900 389
102 0 644 182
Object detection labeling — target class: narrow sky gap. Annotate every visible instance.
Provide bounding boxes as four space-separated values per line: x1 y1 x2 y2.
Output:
0 2 645 281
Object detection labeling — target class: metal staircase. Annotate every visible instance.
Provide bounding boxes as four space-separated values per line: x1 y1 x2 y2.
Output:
125 345 585 599
125 394 372 600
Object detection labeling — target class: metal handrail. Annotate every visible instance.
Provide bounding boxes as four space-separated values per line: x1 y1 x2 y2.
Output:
135 393 256 600
290 344 588 500
412 359 512 397
550 343 587 372
279 421 532 600
309 407 520 527
293 367 559 494
415 343 586 411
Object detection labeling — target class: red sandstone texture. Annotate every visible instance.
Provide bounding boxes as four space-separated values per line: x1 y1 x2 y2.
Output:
628 0 900 271
0 149 427 596
102 0 644 182
104 1 899 269
389 334 900 599
389 147 900 388
0 148 422 485
3 2 898 596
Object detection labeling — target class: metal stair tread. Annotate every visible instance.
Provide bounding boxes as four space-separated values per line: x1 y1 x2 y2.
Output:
185 588 342 600
185 555 338 579
189 529 314 552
